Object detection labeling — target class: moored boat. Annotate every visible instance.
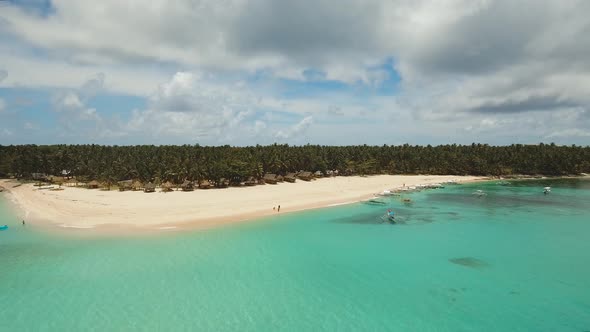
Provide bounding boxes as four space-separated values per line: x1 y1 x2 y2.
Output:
472 190 487 197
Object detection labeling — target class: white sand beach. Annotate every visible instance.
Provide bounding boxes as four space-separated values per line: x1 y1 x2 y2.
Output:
0 175 483 232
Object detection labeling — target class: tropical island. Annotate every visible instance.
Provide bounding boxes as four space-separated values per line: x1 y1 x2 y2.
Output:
0 143 588 232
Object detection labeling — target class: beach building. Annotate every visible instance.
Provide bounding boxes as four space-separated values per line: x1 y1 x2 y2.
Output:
263 173 278 184
131 180 143 191
244 177 257 186
199 180 212 189
181 180 194 191
216 178 229 188
31 173 47 181
298 172 314 181
118 180 133 191
65 178 78 187
161 181 174 192
87 180 100 189
284 173 297 183
144 182 156 193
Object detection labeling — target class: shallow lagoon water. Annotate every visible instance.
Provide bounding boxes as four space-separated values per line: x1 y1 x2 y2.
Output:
1 179 589 331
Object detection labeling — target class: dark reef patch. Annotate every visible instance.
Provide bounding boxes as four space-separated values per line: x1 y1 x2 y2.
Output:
449 257 489 269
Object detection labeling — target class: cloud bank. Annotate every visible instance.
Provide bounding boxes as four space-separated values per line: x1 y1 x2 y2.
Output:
0 0 588 144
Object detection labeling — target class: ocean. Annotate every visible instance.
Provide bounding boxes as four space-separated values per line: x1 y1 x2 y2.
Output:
1 179 589 331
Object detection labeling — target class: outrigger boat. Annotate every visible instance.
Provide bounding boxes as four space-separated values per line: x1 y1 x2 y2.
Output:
377 189 398 197
472 190 487 197
381 209 396 223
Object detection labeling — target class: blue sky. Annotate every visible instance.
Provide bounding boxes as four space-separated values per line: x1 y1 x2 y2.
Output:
0 0 589 146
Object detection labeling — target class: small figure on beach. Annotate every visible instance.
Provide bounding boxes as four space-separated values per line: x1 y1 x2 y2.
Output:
22 220 25 225
273 206 275 211
278 205 281 212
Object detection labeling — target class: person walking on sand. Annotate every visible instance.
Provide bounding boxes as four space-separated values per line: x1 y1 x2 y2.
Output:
278 205 280 212
22 220 25 225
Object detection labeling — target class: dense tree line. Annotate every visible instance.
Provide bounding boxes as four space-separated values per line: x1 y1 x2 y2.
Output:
0 144 589 185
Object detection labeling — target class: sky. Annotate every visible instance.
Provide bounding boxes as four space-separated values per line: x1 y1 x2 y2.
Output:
0 0 589 146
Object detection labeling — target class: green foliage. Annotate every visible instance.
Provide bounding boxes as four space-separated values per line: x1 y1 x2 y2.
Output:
0 143 588 181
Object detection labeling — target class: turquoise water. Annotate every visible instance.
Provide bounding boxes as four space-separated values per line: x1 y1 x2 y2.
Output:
1 179 590 331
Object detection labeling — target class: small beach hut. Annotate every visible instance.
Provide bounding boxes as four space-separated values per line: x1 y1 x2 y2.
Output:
161 181 174 192
31 173 47 181
144 182 156 193
284 173 297 183
131 180 143 191
198 180 212 189
118 180 133 191
298 172 314 181
181 180 194 191
216 178 229 188
49 176 66 184
263 173 278 184
244 177 257 186
87 180 100 189
65 178 78 187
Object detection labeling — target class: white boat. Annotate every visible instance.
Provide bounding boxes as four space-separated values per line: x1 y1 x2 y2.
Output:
472 190 487 197
543 187 551 194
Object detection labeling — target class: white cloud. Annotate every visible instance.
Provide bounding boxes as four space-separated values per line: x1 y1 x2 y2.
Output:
58 93 84 110
546 128 590 138
0 0 589 144
23 122 39 130
275 116 313 140
0 52 169 96
122 71 259 142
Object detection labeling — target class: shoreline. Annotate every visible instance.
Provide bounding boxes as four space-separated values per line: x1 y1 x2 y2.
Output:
2 175 488 235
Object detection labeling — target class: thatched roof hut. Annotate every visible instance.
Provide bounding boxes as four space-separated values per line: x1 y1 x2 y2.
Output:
276 175 284 182
284 173 297 183
326 170 338 177
199 180 211 189
263 173 278 184
181 180 194 191
118 180 133 191
49 176 66 185
31 173 47 181
298 171 314 181
131 180 143 191
244 177 257 186
144 182 156 193
161 181 174 192
65 178 79 187
87 180 100 189
216 178 229 188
